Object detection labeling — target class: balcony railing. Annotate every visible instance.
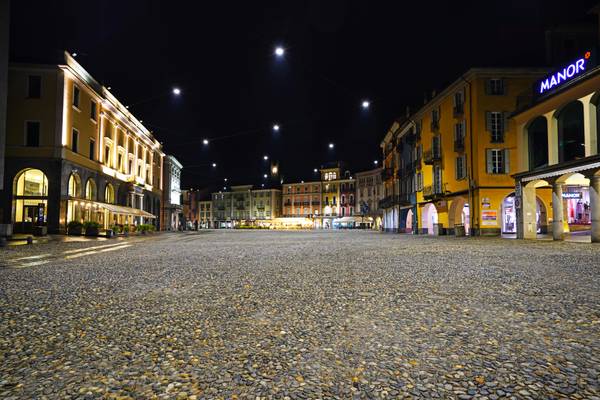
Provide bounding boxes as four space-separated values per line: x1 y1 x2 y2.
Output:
423 184 444 199
454 136 465 152
378 195 399 209
423 148 442 165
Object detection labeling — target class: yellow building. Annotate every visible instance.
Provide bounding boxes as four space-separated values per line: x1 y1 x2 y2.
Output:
414 68 546 236
1 51 164 234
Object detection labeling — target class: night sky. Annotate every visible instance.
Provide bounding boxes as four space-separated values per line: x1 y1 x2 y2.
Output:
9 0 597 192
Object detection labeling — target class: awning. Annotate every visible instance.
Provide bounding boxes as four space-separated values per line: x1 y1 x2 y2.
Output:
334 216 372 223
97 203 157 218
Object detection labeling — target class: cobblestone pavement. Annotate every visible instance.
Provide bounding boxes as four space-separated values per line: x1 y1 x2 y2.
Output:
1 230 600 399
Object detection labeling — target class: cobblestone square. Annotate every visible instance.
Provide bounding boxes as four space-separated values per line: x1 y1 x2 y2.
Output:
1 231 599 399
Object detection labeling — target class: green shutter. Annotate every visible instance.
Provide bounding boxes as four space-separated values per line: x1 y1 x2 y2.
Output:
485 112 492 132
486 149 493 174
504 149 510 174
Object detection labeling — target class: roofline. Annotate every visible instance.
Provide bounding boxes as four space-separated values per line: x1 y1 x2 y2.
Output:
410 67 549 120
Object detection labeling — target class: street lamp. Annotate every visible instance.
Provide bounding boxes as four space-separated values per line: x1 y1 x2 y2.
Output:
203 138 209 145
212 163 217 168
313 168 318 173
361 100 370 109
224 178 228 182
328 143 334 149
172 87 181 95
374 160 379 165
263 174 268 178
273 124 280 132
275 46 285 57
263 155 269 160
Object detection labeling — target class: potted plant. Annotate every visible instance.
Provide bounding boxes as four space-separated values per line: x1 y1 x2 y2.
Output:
83 221 101 237
67 221 83 235
123 224 130 237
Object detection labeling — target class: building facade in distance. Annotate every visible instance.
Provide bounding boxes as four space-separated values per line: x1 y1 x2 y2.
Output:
1 51 163 234
161 155 182 231
356 166 383 229
198 200 212 228
212 185 281 228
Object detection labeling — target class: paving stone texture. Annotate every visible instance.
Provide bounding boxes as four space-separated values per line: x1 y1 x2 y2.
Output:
0 230 599 399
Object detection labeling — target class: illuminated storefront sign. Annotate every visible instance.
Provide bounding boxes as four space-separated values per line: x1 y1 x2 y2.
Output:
562 192 582 199
537 51 594 95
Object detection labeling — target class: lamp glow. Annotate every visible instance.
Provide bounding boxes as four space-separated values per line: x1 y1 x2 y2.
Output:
362 100 370 109
275 47 285 57
172 88 181 95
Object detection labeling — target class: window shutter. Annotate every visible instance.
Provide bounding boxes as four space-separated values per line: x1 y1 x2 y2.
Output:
501 79 507 95
485 111 492 132
502 112 510 135
438 105 441 121
461 120 466 138
461 155 466 179
484 79 491 95
504 149 510 174
455 157 459 180
486 149 493 173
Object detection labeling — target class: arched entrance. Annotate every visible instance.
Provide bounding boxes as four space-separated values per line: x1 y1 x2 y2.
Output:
556 101 585 163
522 180 551 239
422 203 438 235
448 197 470 235
503 192 547 235
67 173 82 223
12 168 49 233
405 209 414 233
556 172 591 239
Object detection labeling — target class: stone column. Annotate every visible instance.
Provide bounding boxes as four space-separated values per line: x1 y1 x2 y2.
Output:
580 94 598 157
522 184 538 240
544 111 559 165
590 175 600 243
552 181 564 241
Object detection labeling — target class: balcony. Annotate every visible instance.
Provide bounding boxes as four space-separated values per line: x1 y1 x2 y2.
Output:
423 185 443 200
423 148 441 165
453 103 464 116
378 195 399 209
454 136 465 152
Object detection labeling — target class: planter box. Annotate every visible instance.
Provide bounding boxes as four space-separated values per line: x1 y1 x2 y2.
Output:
85 227 100 236
68 227 83 236
33 226 47 237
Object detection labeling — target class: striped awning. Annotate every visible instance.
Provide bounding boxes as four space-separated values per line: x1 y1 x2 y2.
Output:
97 203 157 218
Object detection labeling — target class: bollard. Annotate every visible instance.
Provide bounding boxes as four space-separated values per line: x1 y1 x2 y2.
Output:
26 236 33 245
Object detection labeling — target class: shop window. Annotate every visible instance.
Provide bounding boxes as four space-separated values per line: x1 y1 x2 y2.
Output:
13 169 48 226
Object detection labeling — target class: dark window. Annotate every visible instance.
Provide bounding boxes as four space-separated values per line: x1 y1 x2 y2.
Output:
90 101 97 120
527 117 548 170
557 101 585 163
89 139 95 160
27 75 41 98
25 121 40 147
488 79 505 95
73 85 80 108
71 129 79 153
